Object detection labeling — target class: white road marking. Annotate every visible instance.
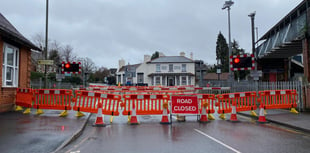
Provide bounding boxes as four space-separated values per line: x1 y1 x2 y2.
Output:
194 129 242 153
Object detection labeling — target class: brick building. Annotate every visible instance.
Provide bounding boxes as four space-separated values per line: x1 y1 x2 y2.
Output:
0 13 40 112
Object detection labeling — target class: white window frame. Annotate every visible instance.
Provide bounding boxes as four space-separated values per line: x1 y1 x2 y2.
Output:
155 76 161 85
169 64 173 72
156 64 161 72
181 76 187 85
2 43 19 87
182 64 186 72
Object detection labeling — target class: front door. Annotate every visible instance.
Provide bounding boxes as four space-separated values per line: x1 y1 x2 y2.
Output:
269 72 277 82
168 77 175 86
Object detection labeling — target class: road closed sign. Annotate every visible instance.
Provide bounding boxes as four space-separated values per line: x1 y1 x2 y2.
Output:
171 96 198 114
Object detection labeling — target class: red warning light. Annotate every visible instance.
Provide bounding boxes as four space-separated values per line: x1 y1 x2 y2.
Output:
65 63 70 69
234 58 240 64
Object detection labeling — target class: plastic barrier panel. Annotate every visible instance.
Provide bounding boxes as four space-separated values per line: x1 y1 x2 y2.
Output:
122 94 170 115
258 90 298 109
33 89 72 110
16 88 33 108
197 94 216 114
217 91 257 114
73 90 121 116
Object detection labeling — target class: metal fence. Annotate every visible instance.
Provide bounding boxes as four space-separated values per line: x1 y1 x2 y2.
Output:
30 79 83 89
206 80 304 111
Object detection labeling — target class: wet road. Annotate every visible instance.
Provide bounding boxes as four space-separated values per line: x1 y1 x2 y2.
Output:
0 111 87 153
60 114 310 153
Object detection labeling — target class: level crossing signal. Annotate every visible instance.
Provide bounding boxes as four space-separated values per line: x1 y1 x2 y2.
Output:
230 54 255 71
61 62 81 74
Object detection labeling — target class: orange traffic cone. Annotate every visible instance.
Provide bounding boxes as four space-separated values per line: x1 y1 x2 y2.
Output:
93 102 106 127
229 105 238 122
200 102 209 123
257 104 267 123
160 102 170 124
130 102 139 125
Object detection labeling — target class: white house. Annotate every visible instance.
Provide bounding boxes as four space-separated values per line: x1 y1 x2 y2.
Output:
116 52 195 86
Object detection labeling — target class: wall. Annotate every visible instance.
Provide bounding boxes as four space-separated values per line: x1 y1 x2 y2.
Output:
0 40 31 113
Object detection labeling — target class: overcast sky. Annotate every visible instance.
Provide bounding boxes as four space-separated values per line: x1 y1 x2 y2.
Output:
0 0 303 68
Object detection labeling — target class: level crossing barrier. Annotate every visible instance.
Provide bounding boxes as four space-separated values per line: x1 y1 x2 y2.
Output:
216 91 257 121
121 94 170 124
72 90 122 117
258 89 298 113
15 88 33 114
33 89 73 116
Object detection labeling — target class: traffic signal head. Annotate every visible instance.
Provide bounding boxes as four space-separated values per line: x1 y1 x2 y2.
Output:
233 58 240 64
230 54 254 71
65 63 70 69
62 62 81 74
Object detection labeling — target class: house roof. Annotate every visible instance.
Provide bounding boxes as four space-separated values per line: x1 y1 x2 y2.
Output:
118 63 141 72
148 56 194 63
204 73 229 80
148 72 195 77
0 13 40 50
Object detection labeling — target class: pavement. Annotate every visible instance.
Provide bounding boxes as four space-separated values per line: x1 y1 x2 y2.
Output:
0 108 310 153
0 109 90 153
238 109 310 133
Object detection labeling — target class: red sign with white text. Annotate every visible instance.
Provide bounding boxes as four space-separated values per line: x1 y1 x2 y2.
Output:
171 96 198 114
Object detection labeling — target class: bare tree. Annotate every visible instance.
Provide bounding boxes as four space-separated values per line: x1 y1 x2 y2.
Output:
78 57 96 73
61 45 76 62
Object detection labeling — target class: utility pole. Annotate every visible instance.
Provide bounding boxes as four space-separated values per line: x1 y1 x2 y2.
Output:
44 0 49 88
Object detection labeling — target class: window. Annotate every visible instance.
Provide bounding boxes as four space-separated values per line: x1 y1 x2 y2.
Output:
169 64 173 72
161 65 167 70
188 76 191 85
122 74 125 84
117 75 121 83
182 64 186 72
155 76 161 85
174 66 180 70
156 64 160 72
181 76 187 85
2 43 19 87
137 73 144 83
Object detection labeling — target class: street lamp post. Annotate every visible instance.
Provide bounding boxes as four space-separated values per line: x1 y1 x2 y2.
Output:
200 60 203 87
44 0 49 88
222 0 234 81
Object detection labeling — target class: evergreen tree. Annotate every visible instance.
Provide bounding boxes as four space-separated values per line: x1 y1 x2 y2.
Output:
216 32 229 72
151 51 159 60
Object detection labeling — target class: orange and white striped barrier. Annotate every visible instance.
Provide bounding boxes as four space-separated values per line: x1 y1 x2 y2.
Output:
15 88 33 114
33 89 73 116
73 90 122 118
121 94 170 124
217 91 257 120
197 94 216 120
258 90 298 114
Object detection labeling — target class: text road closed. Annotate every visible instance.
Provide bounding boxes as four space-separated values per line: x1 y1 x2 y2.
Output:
172 96 198 114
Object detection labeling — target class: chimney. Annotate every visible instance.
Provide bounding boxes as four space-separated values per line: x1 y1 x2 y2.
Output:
144 55 151 62
180 52 185 57
190 52 193 59
119 59 125 70
159 52 165 57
